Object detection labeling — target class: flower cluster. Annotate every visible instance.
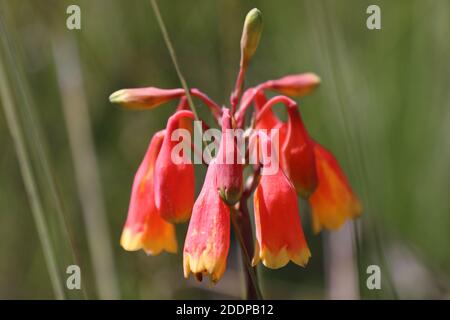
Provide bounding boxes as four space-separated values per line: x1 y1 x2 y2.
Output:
111 8 362 284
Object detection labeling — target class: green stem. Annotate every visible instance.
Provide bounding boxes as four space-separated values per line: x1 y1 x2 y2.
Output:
0 38 65 300
231 167 263 300
150 0 214 156
231 204 263 300
150 0 200 121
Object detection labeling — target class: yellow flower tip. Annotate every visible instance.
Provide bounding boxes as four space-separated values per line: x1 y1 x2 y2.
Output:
166 213 191 224
290 247 311 268
251 243 260 267
120 228 144 251
252 241 311 269
121 225 178 255
109 89 128 104
306 72 321 86
311 195 363 234
183 253 191 279
144 235 178 256
183 252 227 285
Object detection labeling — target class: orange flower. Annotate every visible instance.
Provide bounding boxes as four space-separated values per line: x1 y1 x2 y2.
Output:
120 131 177 255
252 146 311 269
216 109 243 205
154 110 196 223
309 143 362 233
281 106 317 198
183 159 230 283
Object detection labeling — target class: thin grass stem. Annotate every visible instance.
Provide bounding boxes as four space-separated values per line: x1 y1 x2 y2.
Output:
0 32 65 300
150 0 201 122
52 34 120 300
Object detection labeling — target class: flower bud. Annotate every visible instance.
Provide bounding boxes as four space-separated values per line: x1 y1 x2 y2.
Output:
109 87 185 109
240 8 263 68
262 73 321 97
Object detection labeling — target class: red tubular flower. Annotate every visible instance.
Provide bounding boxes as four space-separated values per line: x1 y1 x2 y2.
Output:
216 109 243 205
252 153 311 269
120 131 177 254
183 159 230 283
254 90 281 131
154 110 196 223
261 73 321 97
109 87 185 110
309 143 362 233
281 106 318 198
175 97 193 135
254 96 317 197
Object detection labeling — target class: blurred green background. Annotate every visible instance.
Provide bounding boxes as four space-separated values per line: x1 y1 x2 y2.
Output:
0 0 449 299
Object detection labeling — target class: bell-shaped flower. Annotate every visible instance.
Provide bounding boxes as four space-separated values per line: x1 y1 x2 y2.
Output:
254 90 283 132
183 159 230 283
309 143 362 233
120 131 177 255
154 110 196 223
252 142 311 269
281 106 318 198
216 109 243 205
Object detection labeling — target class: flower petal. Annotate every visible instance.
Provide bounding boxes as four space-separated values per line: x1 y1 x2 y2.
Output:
309 143 362 233
154 110 196 223
183 160 230 283
120 131 177 254
281 107 317 198
253 166 310 269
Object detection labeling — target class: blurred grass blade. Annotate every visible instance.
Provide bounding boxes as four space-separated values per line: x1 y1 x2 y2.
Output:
0 3 88 298
306 0 399 298
52 34 120 300
0 27 65 300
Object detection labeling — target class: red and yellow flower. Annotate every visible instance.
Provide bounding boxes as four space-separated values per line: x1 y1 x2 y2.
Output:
120 131 177 255
183 159 230 283
112 7 362 288
253 154 311 269
309 143 362 233
154 110 196 223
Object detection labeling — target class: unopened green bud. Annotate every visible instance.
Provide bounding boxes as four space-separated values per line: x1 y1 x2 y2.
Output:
240 8 263 68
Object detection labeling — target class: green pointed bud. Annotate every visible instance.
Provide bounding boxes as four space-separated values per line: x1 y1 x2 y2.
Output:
240 8 263 68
